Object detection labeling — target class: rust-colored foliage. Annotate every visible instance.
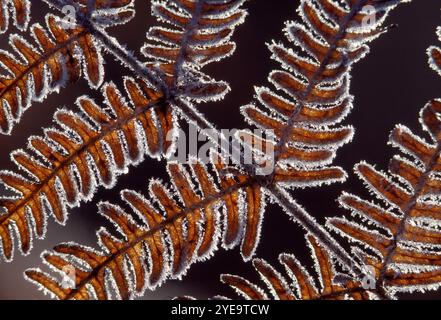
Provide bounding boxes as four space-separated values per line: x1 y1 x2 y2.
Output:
21 0 413 300
327 99 441 297
25 156 264 299
0 78 165 260
143 0 247 100
0 0 136 134
0 0 248 262
206 99 441 301
0 15 101 134
216 235 368 300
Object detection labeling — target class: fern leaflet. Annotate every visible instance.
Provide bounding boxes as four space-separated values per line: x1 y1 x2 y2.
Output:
0 0 30 33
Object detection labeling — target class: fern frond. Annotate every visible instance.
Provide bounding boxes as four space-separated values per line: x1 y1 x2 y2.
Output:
0 77 167 260
0 0 135 134
242 0 407 183
229 0 409 264
0 0 30 33
24 156 264 300
141 0 247 101
190 235 369 300
0 0 249 262
326 99 441 297
23 0 410 299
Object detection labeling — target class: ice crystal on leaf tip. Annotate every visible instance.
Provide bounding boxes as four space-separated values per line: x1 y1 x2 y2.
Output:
428 26 441 77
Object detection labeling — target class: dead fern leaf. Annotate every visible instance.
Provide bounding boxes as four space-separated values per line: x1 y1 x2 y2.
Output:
141 0 247 102
326 99 441 297
0 0 135 134
188 235 369 300
229 0 409 263
22 0 410 299
24 155 264 300
241 0 408 185
0 0 30 33
0 0 248 262
0 78 166 260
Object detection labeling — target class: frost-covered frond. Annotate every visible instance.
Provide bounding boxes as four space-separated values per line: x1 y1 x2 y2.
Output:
219 0 409 266
0 1 135 135
327 99 441 298
24 157 266 299
0 0 30 33
141 0 247 101
0 77 171 261
188 235 369 300
241 0 408 190
428 26 441 76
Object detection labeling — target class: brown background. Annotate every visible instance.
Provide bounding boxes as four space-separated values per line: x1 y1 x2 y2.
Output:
0 0 440 299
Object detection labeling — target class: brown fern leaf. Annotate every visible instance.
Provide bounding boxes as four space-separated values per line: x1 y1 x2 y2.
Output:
141 0 247 101
241 0 409 189
326 99 441 297
222 0 409 264
22 0 408 273
0 0 135 134
193 235 369 300
0 77 168 260
22 0 410 299
428 26 441 76
0 0 249 262
24 156 264 300
0 0 30 33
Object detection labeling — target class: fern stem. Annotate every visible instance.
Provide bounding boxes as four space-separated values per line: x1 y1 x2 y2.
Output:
268 184 355 270
169 0 206 98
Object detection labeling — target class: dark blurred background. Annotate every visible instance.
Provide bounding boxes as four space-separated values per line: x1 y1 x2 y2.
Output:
0 0 440 300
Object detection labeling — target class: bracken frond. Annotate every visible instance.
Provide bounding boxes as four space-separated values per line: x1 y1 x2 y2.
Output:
24 155 266 300
326 98 441 298
0 0 30 33
242 0 407 186
182 235 370 300
0 0 135 134
0 77 166 261
0 0 248 262
22 0 411 300
141 0 247 102
228 0 408 263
